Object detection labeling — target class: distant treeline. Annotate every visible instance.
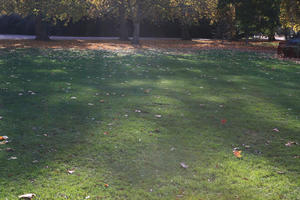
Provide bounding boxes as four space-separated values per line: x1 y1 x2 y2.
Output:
0 15 214 38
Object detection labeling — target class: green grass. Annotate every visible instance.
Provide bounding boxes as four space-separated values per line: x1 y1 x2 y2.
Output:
0 48 299 200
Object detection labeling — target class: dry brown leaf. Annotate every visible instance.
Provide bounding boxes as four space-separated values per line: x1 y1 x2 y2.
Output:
18 193 36 199
180 162 188 169
285 141 297 147
0 136 8 140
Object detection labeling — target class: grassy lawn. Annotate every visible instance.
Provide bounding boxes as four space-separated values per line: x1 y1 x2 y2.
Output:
0 48 299 200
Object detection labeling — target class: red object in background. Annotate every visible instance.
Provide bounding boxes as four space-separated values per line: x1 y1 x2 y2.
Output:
221 119 227 124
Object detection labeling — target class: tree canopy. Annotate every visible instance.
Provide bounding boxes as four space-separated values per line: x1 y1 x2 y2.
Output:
0 0 88 40
0 0 299 41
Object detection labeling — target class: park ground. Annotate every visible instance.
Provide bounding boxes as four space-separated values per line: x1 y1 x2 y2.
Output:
0 39 299 199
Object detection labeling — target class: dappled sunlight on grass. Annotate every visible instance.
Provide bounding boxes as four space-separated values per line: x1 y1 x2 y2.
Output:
0 48 299 199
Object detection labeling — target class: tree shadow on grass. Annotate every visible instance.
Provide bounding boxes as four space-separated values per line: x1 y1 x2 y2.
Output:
0 48 299 199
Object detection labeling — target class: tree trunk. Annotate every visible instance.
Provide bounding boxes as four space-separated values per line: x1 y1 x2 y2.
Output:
132 22 140 45
131 0 141 45
245 31 249 45
181 24 191 40
35 15 49 41
268 33 276 41
283 28 289 40
284 33 288 40
119 1 129 41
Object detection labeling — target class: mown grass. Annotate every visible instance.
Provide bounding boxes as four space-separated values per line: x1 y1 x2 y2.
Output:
0 48 299 200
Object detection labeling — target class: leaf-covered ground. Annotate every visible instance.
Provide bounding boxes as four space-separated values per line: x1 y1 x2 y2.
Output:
0 39 279 52
0 48 299 199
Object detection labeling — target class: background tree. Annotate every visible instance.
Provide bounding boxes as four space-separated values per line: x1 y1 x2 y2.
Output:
89 0 130 41
256 0 281 41
167 0 218 40
0 0 88 40
215 0 237 40
226 0 281 42
280 0 300 37
121 0 167 44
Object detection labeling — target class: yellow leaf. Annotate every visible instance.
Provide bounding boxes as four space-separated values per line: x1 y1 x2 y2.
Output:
233 150 242 158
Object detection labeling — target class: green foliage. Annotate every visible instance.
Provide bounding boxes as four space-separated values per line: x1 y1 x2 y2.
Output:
280 0 300 32
0 0 89 24
235 0 280 38
0 0 299 40
215 0 281 40
215 0 237 39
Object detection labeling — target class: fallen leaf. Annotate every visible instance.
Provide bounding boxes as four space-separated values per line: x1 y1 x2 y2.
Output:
8 156 17 160
70 96 77 100
0 136 8 140
155 115 162 118
277 171 285 174
0 140 8 145
32 160 39 164
5 148 14 152
104 132 108 135
180 162 188 169
68 170 75 174
104 184 109 187
135 109 141 113
144 89 151 93
285 141 297 147
294 155 300 159
273 128 280 132
99 100 105 103
233 150 242 158
18 193 36 199
221 119 227 124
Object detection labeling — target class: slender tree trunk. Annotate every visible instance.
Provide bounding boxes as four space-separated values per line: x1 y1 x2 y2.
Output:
131 0 141 45
245 31 249 45
35 15 49 41
181 24 191 40
284 32 288 40
132 22 140 45
119 1 129 41
268 33 276 41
